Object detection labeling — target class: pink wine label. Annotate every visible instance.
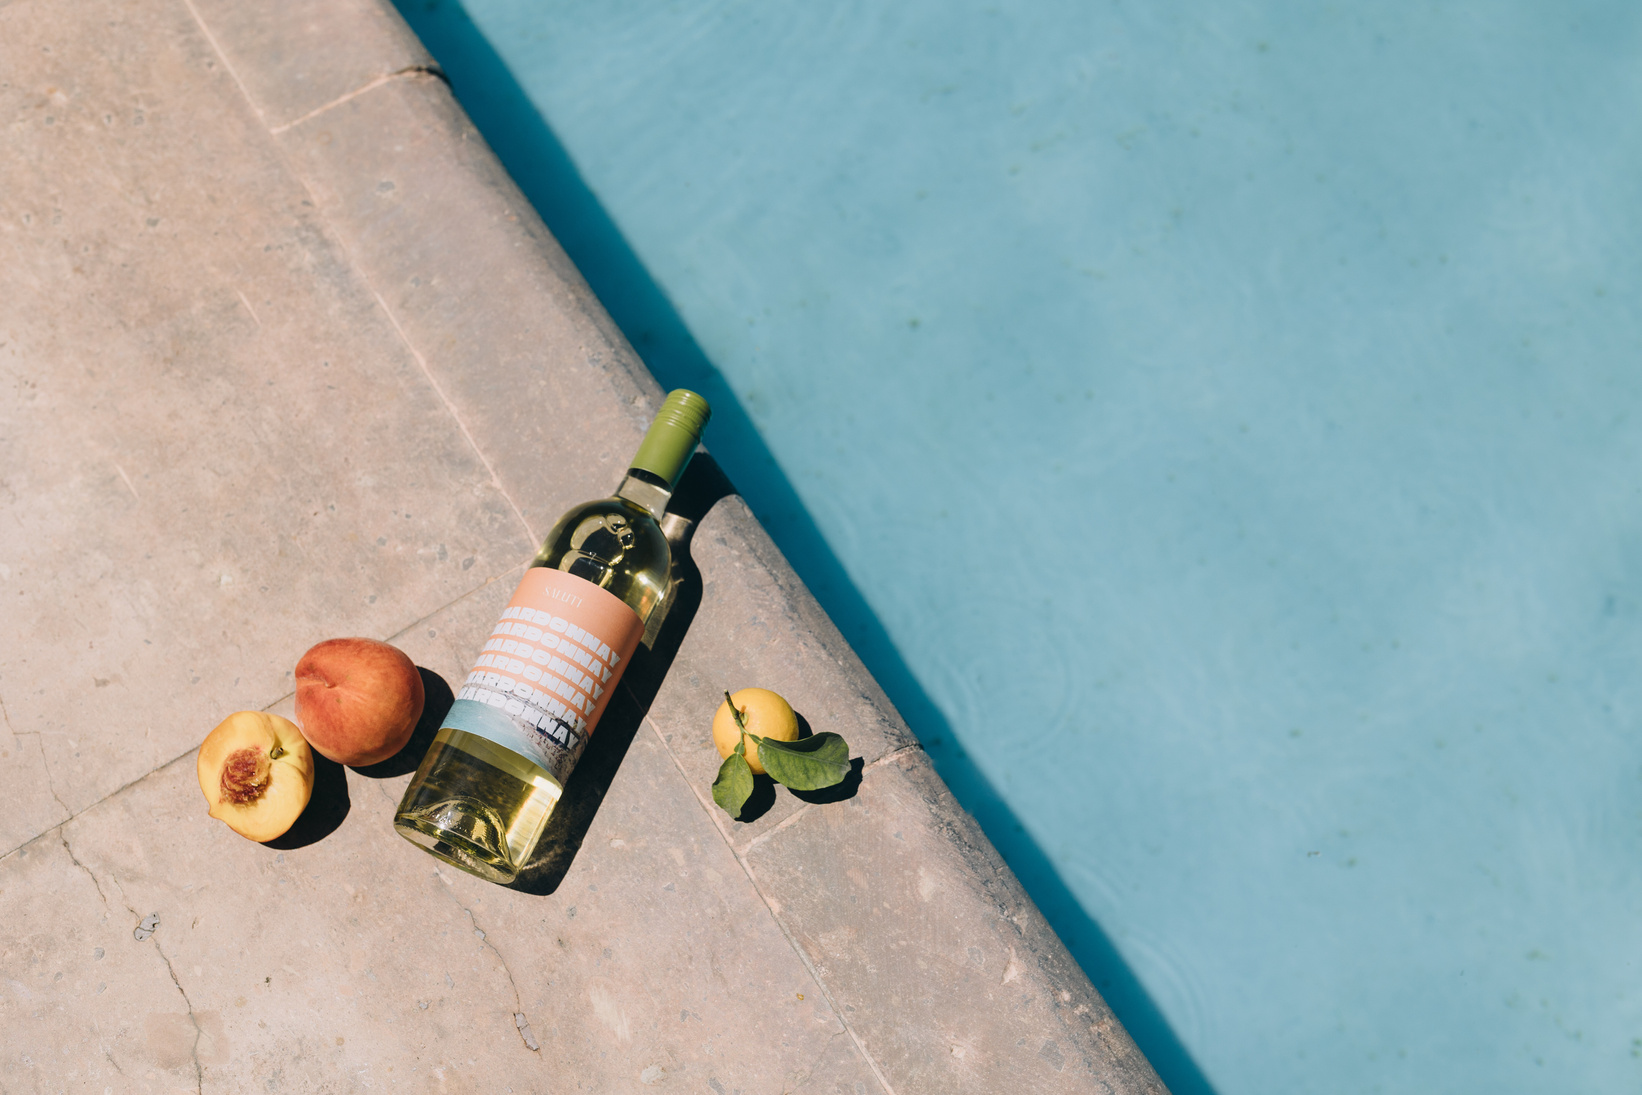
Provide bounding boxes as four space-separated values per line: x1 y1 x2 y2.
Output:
447 567 645 785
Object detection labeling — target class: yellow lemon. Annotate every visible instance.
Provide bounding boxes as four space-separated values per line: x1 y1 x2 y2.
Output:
713 687 798 776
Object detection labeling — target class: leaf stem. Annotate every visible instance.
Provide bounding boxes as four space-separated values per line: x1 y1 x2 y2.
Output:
723 690 766 750
724 691 748 733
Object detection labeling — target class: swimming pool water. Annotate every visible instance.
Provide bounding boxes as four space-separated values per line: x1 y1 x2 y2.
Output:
396 3 1642 1091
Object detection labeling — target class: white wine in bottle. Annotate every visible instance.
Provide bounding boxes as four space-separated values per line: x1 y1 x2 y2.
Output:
394 390 710 883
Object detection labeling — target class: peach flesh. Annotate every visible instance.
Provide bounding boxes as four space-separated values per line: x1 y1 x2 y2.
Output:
197 711 315 843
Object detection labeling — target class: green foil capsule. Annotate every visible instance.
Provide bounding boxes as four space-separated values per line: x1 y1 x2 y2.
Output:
629 389 711 488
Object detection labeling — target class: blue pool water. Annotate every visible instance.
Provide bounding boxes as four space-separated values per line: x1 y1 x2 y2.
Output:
396 3 1642 1092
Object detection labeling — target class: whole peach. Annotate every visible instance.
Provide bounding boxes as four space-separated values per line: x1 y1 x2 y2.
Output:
294 637 424 766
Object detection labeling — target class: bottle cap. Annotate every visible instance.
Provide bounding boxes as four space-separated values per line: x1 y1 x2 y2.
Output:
629 389 711 488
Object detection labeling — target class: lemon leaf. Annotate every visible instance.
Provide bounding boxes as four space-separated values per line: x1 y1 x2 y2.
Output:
752 732 851 791
712 751 755 818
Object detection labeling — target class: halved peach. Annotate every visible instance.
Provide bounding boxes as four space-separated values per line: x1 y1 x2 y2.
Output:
197 711 315 842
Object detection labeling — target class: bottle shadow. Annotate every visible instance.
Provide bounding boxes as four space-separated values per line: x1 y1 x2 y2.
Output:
506 453 733 895
352 668 455 781
389 5 1220 1091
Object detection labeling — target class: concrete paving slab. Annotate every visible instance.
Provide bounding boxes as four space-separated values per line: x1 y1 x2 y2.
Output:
372 556 876 1093
0 0 529 816
0 832 190 1091
57 754 529 1092
372 730 883 1094
0 721 71 857
6 569 879 1092
268 72 655 543
186 0 434 131
744 752 1164 1095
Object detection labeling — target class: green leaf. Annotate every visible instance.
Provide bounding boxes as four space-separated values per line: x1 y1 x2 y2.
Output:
712 751 755 818
753 732 851 791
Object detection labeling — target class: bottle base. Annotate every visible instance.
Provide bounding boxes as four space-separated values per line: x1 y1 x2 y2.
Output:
395 802 519 885
392 728 564 886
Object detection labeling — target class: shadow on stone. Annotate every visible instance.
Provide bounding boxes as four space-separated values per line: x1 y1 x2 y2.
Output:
734 774 779 823
507 454 732 896
352 667 453 779
789 756 864 806
264 752 350 850
767 710 863 808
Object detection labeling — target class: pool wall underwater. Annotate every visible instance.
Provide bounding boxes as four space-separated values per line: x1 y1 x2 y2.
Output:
395 3 1642 1092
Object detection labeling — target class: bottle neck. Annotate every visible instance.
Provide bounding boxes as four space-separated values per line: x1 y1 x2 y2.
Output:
615 467 672 521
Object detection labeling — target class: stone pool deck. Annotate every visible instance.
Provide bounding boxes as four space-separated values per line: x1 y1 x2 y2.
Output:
0 1 1166 1091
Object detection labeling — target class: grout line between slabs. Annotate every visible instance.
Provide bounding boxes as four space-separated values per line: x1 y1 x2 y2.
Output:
0 551 522 867
358 279 538 546
0 746 195 865
178 0 264 122
0 687 304 865
385 563 527 648
736 745 917 858
180 0 538 552
737 800 813 857
269 66 446 135
644 714 900 1095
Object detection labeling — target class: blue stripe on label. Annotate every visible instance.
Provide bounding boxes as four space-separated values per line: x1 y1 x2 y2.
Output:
440 698 549 770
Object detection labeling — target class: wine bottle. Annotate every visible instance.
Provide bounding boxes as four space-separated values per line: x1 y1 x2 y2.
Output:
393 390 710 883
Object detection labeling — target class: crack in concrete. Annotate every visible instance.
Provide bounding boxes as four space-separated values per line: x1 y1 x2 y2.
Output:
433 877 541 1054
371 779 399 810
92 1016 130 1079
23 731 74 818
0 692 42 824
357 658 553 1061
395 821 541 1057
0 744 196 864
645 717 899 1095
153 937 206 1094
59 831 110 910
0 685 306 865
101 872 204 1092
